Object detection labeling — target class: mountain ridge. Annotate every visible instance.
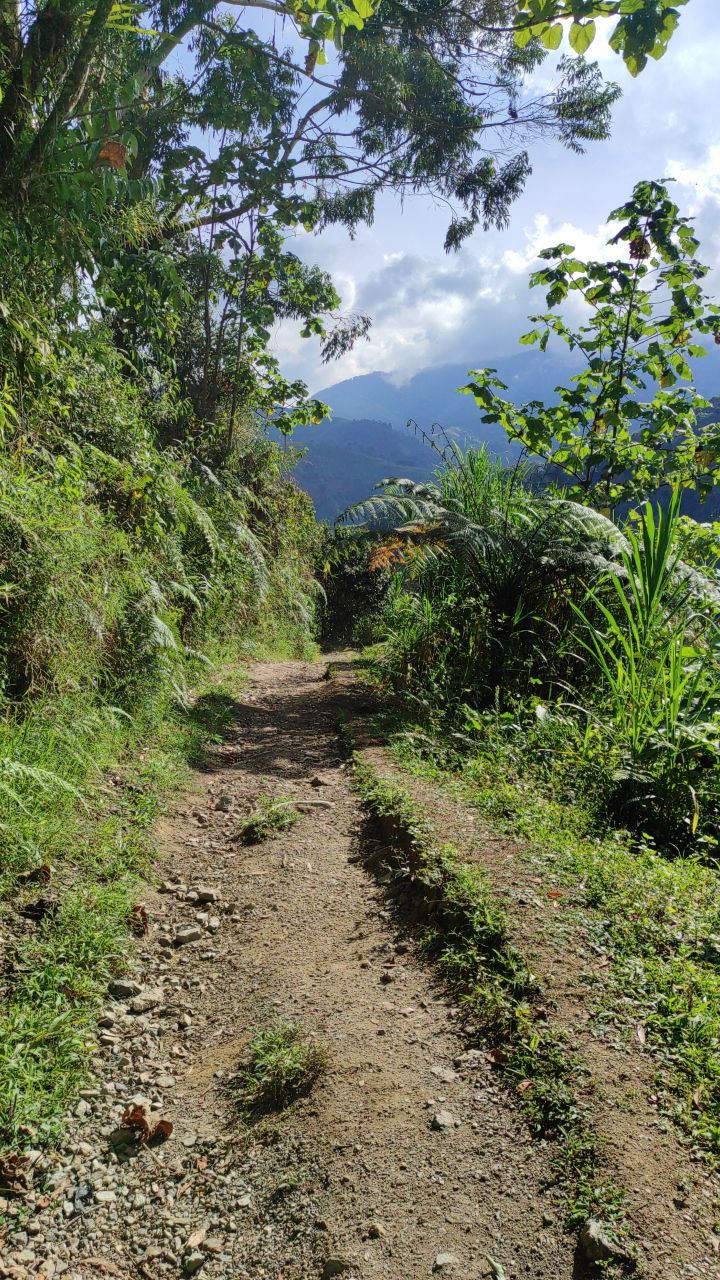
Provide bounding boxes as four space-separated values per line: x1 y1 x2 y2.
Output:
293 351 720 520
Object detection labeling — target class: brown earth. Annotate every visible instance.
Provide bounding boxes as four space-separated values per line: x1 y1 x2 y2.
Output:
2 656 718 1280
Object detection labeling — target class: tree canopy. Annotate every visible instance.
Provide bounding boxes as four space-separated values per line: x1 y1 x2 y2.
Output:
0 2 689 445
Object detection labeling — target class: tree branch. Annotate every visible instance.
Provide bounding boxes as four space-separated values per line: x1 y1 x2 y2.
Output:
0 0 77 178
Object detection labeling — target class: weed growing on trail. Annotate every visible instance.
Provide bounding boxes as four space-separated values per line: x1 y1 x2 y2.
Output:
237 796 299 844
233 1022 328 1115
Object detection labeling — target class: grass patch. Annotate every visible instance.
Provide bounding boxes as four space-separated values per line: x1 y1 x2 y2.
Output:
387 719 720 1163
352 756 633 1267
232 1021 328 1116
0 674 240 1157
237 796 299 844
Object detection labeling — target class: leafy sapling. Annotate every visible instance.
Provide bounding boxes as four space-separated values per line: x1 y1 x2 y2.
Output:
464 179 720 513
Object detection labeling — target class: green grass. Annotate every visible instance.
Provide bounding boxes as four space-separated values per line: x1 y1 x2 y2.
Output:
232 1021 328 1116
352 757 631 1261
0 675 241 1157
237 795 299 845
387 720 720 1161
240 626 319 662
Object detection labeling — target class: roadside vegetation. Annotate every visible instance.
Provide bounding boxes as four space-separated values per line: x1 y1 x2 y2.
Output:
386 722 720 1158
0 677 239 1150
333 180 720 1169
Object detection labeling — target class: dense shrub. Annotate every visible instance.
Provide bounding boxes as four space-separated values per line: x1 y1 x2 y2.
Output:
347 446 720 854
0 344 319 707
318 531 393 648
0 323 321 905
343 448 625 707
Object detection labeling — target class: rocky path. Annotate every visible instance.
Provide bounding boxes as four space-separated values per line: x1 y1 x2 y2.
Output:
3 659 589 1279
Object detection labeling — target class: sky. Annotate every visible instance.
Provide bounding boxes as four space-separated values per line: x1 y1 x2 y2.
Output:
269 0 720 394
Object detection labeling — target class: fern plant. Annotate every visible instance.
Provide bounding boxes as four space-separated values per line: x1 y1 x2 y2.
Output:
341 446 627 702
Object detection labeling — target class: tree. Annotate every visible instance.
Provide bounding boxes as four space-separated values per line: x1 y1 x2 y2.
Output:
0 1 628 443
0 3 622 243
0 3 691 449
0 3 689 205
463 180 720 512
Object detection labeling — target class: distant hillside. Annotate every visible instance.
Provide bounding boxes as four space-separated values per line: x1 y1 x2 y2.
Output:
299 358 549 519
293 354 720 521
314 354 569 452
316 349 720 442
279 417 434 522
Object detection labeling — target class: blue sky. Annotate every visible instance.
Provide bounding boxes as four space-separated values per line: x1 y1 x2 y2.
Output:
269 0 720 392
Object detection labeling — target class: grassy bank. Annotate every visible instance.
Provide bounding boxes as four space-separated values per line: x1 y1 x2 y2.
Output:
0 412 321 1157
0 671 248 1154
384 721 720 1162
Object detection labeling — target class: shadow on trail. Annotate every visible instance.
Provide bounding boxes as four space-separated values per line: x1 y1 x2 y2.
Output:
183 656 375 792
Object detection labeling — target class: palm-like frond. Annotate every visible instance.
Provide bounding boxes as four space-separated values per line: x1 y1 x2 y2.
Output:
341 475 627 603
339 479 445 534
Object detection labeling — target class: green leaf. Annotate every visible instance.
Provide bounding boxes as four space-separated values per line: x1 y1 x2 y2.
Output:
540 23 563 51
625 51 647 77
486 1260 507 1280
568 20 596 55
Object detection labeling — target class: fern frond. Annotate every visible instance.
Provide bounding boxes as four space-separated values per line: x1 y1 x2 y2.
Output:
149 613 180 651
232 522 270 599
0 759 86 807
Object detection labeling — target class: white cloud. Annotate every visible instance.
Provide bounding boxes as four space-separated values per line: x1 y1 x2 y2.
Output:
668 144 720 208
270 0 720 392
276 208 625 387
501 213 612 275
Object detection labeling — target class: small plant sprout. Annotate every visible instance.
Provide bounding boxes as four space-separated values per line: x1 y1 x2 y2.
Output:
233 1022 329 1115
237 796 299 845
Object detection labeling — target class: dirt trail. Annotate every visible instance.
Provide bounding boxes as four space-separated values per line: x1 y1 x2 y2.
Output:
4 656 713 1280
2 657 579 1280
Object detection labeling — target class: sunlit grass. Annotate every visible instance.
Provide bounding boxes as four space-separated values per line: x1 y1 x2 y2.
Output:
0 677 240 1152
232 1022 328 1116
